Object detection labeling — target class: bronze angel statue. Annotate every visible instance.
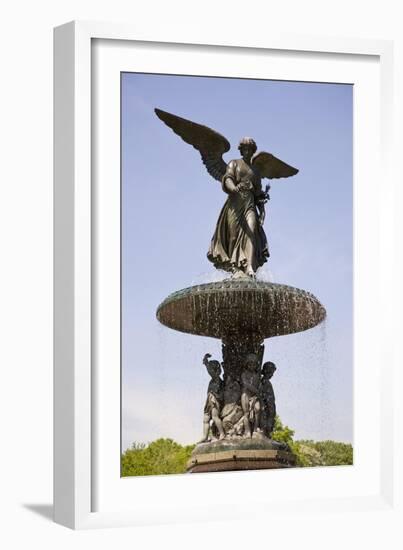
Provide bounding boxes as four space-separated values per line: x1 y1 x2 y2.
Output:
155 108 299 278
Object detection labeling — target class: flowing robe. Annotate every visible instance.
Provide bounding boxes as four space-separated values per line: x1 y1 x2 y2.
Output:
207 159 269 273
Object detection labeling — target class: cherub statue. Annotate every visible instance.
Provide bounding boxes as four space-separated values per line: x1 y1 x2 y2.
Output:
199 353 225 442
155 108 298 278
221 373 243 437
261 361 277 437
241 353 263 438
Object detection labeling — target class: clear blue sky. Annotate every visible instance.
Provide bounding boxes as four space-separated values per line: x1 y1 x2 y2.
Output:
121 72 353 450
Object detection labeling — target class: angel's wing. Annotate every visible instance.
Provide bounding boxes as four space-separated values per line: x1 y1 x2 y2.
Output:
252 151 299 180
155 108 230 182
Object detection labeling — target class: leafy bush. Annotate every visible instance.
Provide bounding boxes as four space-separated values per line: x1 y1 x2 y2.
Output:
271 415 295 446
121 438 195 477
295 440 353 467
269 416 353 467
121 422 353 476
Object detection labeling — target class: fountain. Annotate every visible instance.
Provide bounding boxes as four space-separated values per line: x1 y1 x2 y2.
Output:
154 108 326 473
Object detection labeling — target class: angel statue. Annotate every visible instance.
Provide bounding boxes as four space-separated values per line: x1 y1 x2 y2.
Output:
155 108 298 278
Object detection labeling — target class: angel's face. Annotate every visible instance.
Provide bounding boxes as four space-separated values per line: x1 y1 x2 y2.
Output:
239 144 253 162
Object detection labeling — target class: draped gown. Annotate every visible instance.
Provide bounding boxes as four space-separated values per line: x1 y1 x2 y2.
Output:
207 158 269 273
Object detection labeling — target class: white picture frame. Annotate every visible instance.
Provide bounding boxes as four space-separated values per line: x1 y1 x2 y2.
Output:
54 20 396 530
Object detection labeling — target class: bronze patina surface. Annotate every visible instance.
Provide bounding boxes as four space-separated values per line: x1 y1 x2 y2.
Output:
155 108 298 278
157 279 326 339
187 437 295 473
154 107 326 473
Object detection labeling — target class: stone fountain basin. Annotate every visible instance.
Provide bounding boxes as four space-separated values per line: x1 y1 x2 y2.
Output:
156 279 326 339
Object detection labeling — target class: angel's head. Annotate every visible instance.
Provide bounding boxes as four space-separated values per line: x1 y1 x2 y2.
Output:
238 137 257 161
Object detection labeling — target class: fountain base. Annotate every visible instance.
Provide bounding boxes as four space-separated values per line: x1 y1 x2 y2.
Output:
187 436 296 473
156 278 325 474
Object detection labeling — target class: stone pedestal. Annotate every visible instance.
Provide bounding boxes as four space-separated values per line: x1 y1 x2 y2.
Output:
187 437 296 473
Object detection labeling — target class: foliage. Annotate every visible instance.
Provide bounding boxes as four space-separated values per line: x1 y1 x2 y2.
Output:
271 415 310 466
271 416 353 467
295 439 353 467
271 415 295 446
121 438 195 477
121 422 353 476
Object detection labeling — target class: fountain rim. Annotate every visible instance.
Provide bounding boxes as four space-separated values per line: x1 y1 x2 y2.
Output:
157 279 324 313
156 279 327 339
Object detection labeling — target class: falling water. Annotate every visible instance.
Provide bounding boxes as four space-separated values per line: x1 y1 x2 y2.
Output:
191 270 228 286
268 318 329 442
317 319 330 439
156 270 328 446
256 265 275 283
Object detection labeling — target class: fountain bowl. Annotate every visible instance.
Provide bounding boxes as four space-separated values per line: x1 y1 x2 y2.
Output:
157 279 326 340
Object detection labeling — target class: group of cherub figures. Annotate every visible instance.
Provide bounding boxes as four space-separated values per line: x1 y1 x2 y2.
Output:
200 351 277 443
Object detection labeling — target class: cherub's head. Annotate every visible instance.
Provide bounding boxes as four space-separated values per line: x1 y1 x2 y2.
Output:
207 360 222 379
245 353 259 371
262 361 276 378
238 137 257 161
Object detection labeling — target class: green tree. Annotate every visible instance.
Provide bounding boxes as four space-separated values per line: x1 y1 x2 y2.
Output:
296 440 353 467
270 416 353 467
121 438 195 477
121 425 353 476
271 415 295 446
271 415 309 466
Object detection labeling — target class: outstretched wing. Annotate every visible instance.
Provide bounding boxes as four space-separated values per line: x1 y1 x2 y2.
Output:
155 108 230 182
252 151 299 180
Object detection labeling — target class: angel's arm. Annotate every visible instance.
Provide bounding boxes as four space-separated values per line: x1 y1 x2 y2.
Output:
222 161 238 194
256 187 266 225
253 179 267 225
257 203 266 226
